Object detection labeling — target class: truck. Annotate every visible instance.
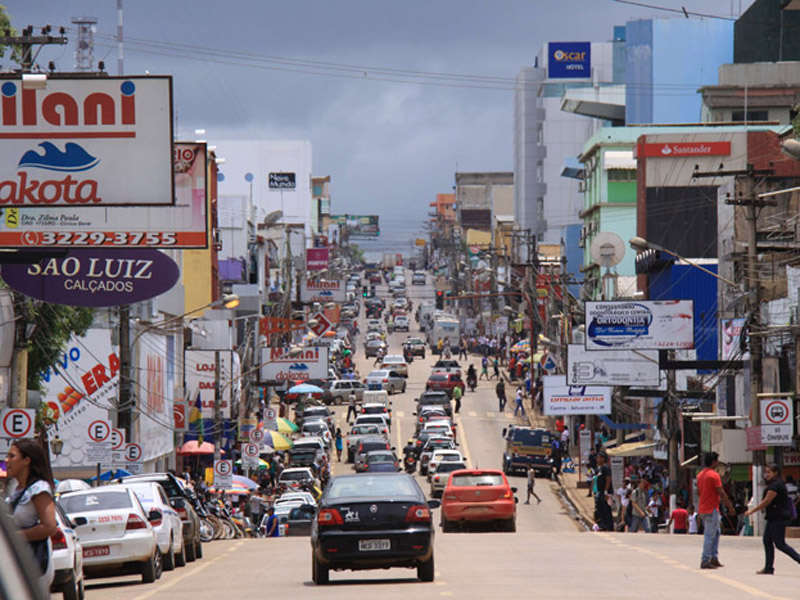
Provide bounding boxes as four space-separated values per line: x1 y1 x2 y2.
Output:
381 253 396 269
501 426 553 476
426 315 460 353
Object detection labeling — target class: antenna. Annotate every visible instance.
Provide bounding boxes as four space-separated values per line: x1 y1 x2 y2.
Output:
71 16 97 72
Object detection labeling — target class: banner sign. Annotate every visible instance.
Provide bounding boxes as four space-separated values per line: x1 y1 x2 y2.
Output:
760 398 793 445
306 247 329 271
0 142 208 249
260 346 328 382
585 300 694 350
0 76 173 206
1 248 180 307
567 344 660 386
268 172 296 189
300 279 345 303
184 350 233 419
721 318 748 361
543 375 611 415
329 214 380 238
639 141 731 158
548 42 591 79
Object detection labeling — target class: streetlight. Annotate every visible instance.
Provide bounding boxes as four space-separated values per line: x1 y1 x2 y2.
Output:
629 237 738 288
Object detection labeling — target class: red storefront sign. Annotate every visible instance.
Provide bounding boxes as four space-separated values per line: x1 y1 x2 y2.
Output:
639 141 731 158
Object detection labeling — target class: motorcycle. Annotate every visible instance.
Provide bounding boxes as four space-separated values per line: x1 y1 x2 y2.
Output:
404 454 417 474
467 374 477 392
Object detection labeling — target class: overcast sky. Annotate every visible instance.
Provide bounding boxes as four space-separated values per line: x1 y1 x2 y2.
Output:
5 0 753 243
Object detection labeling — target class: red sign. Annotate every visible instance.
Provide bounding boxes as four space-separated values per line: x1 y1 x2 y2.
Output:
746 426 767 452
306 248 329 271
639 141 731 158
173 402 186 430
309 312 333 337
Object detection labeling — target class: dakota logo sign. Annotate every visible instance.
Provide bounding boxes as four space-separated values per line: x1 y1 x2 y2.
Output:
0 77 173 206
1 248 179 307
639 141 731 158
301 279 345 303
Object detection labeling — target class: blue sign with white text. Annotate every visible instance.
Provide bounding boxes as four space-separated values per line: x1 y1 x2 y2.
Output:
548 42 591 79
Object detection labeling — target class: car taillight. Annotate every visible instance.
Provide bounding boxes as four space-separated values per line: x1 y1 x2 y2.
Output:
51 528 67 550
126 514 149 530
177 507 189 520
419 417 424 423
383 378 388 383
434 475 440 482
404 505 431 523
318 508 344 526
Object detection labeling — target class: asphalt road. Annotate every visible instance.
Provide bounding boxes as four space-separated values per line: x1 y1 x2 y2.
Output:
75 274 800 599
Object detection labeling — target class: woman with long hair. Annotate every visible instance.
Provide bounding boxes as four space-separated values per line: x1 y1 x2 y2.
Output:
5 439 57 586
744 463 800 574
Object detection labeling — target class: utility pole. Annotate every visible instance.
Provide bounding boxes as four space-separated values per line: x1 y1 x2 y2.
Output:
117 306 132 438
0 26 68 72
213 350 222 462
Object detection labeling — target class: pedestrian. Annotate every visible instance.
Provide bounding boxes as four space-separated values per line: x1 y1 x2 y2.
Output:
744 463 800 575
513 387 525 417
334 427 343 462
479 356 489 380
629 478 651 533
459 338 468 361
495 379 506 411
437 338 443 355
787 476 800 526
648 492 662 533
452 384 463 414
492 357 500 380
594 452 614 531
346 390 357 423
616 479 631 531
697 451 736 569
261 506 280 537
525 465 542 505
5 440 57 586
688 504 699 534
667 499 689 534
561 425 570 455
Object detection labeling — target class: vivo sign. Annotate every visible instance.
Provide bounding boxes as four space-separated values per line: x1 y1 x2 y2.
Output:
0 248 180 307
301 279 345 303
0 77 173 206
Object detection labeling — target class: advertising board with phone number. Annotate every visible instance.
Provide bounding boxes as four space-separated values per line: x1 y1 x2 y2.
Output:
11 230 204 247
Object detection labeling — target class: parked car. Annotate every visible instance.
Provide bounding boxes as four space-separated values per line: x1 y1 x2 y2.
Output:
439 469 518 532
321 380 366 405
297 405 333 430
379 356 409 378
51 502 84 600
402 337 426 358
118 481 185 571
364 369 407 395
300 420 333 448
310 473 439 584
425 372 465 398
59 487 161 583
430 461 468 498
119 472 203 561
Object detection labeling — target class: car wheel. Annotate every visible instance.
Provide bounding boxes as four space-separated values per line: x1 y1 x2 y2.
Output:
505 518 517 533
141 552 158 584
195 541 204 559
78 578 85 600
175 539 187 567
312 553 329 585
163 539 176 571
417 552 435 582
441 517 453 533
155 547 163 579
61 573 80 600
388 385 395 395
185 538 197 562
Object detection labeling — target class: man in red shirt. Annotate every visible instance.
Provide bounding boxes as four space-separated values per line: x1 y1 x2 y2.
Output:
668 500 689 534
697 451 735 569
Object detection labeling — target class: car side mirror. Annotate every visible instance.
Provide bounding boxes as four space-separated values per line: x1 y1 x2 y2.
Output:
148 509 163 523
171 498 185 509
511 487 518 494
515 497 519 504
72 516 88 527
427 499 441 509
391 446 396 451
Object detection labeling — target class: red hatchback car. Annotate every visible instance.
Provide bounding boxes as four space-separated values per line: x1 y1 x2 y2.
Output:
440 469 517 532
425 373 465 398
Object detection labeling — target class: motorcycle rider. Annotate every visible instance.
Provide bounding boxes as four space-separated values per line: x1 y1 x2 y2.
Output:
402 438 418 472
466 364 477 391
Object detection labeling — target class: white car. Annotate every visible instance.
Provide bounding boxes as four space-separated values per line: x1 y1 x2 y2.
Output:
273 491 317 508
379 355 409 378
421 421 454 440
51 501 85 600
118 481 186 571
364 369 407 395
367 319 383 332
354 413 391 435
426 449 465 482
394 316 410 332
278 467 316 492
430 461 468 497
60 487 161 583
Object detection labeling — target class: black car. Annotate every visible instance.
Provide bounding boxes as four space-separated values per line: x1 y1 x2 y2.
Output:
310 473 439 584
120 473 203 561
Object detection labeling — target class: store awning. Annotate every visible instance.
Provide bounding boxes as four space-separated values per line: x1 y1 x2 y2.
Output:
606 441 658 457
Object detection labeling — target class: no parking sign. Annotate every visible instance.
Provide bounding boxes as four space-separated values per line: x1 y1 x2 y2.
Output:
214 459 233 488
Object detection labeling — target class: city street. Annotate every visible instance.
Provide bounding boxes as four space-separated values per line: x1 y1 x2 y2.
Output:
78 279 800 599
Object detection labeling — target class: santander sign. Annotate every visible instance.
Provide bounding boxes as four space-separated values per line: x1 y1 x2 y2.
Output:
640 141 731 158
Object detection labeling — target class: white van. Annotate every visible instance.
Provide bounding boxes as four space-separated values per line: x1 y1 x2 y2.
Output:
362 390 391 413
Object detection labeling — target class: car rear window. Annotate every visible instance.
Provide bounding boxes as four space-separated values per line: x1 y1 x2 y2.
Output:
428 374 446 382
451 473 505 487
436 462 467 473
61 491 132 513
327 476 419 500
368 453 395 463
361 440 389 452
280 471 311 481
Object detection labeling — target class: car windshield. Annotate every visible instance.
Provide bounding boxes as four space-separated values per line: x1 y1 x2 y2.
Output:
352 425 379 434
426 439 453 450
451 473 505 487
61 491 132 513
327 476 419 500
281 471 311 481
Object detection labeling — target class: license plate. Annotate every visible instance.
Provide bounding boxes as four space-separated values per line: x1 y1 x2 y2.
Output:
83 545 110 558
359 539 390 551
466 506 490 513
368 384 382 390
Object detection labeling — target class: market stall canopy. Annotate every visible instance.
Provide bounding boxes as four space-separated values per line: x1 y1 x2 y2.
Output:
606 441 658 458
177 440 224 456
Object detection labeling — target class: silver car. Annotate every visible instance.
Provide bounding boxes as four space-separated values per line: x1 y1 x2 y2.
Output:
364 369 407 395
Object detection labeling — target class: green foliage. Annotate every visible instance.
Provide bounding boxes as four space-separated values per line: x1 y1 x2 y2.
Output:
14 293 95 391
793 105 800 139
0 3 20 61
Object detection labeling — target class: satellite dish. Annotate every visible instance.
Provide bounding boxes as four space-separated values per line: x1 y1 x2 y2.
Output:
781 138 800 161
590 232 625 268
263 210 284 227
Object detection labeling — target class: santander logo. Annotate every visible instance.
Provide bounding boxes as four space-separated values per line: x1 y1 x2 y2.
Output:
660 145 673 156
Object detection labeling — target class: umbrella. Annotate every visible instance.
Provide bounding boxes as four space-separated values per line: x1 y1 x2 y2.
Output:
287 383 324 395
262 430 293 451
177 440 223 456
510 340 530 353
235 457 270 469
276 417 298 434
90 468 132 482
232 475 258 490
56 479 91 494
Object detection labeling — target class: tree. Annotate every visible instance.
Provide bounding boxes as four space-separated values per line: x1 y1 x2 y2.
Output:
0 3 21 64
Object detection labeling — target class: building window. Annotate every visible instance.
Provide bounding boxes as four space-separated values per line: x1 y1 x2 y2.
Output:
607 169 636 182
731 110 769 122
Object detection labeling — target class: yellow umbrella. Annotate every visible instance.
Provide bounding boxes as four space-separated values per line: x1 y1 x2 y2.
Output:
264 430 293 451
277 417 298 434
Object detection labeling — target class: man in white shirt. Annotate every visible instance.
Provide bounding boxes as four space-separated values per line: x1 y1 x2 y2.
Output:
561 425 570 454
616 479 631 531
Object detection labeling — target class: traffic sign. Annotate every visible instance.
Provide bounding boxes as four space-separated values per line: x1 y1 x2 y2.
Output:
540 352 558 373
0 409 35 439
124 443 143 462
242 443 259 469
214 459 233 488
110 428 126 451
86 419 112 463
249 428 265 443
761 398 793 445
87 420 111 443
309 311 333 337
264 407 277 431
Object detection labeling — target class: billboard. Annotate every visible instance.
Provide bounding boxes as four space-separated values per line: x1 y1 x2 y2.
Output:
543 375 611 415
585 300 694 350
184 350 234 419
330 214 380 237
38 329 119 469
306 247 329 271
301 279 345 303
1 248 180 307
567 344 660 387
721 318 748 360
0 142 208 248
548 42 591 79
639 141 730 158
0 76 173 206
260 346 329 382
135 331 175 461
